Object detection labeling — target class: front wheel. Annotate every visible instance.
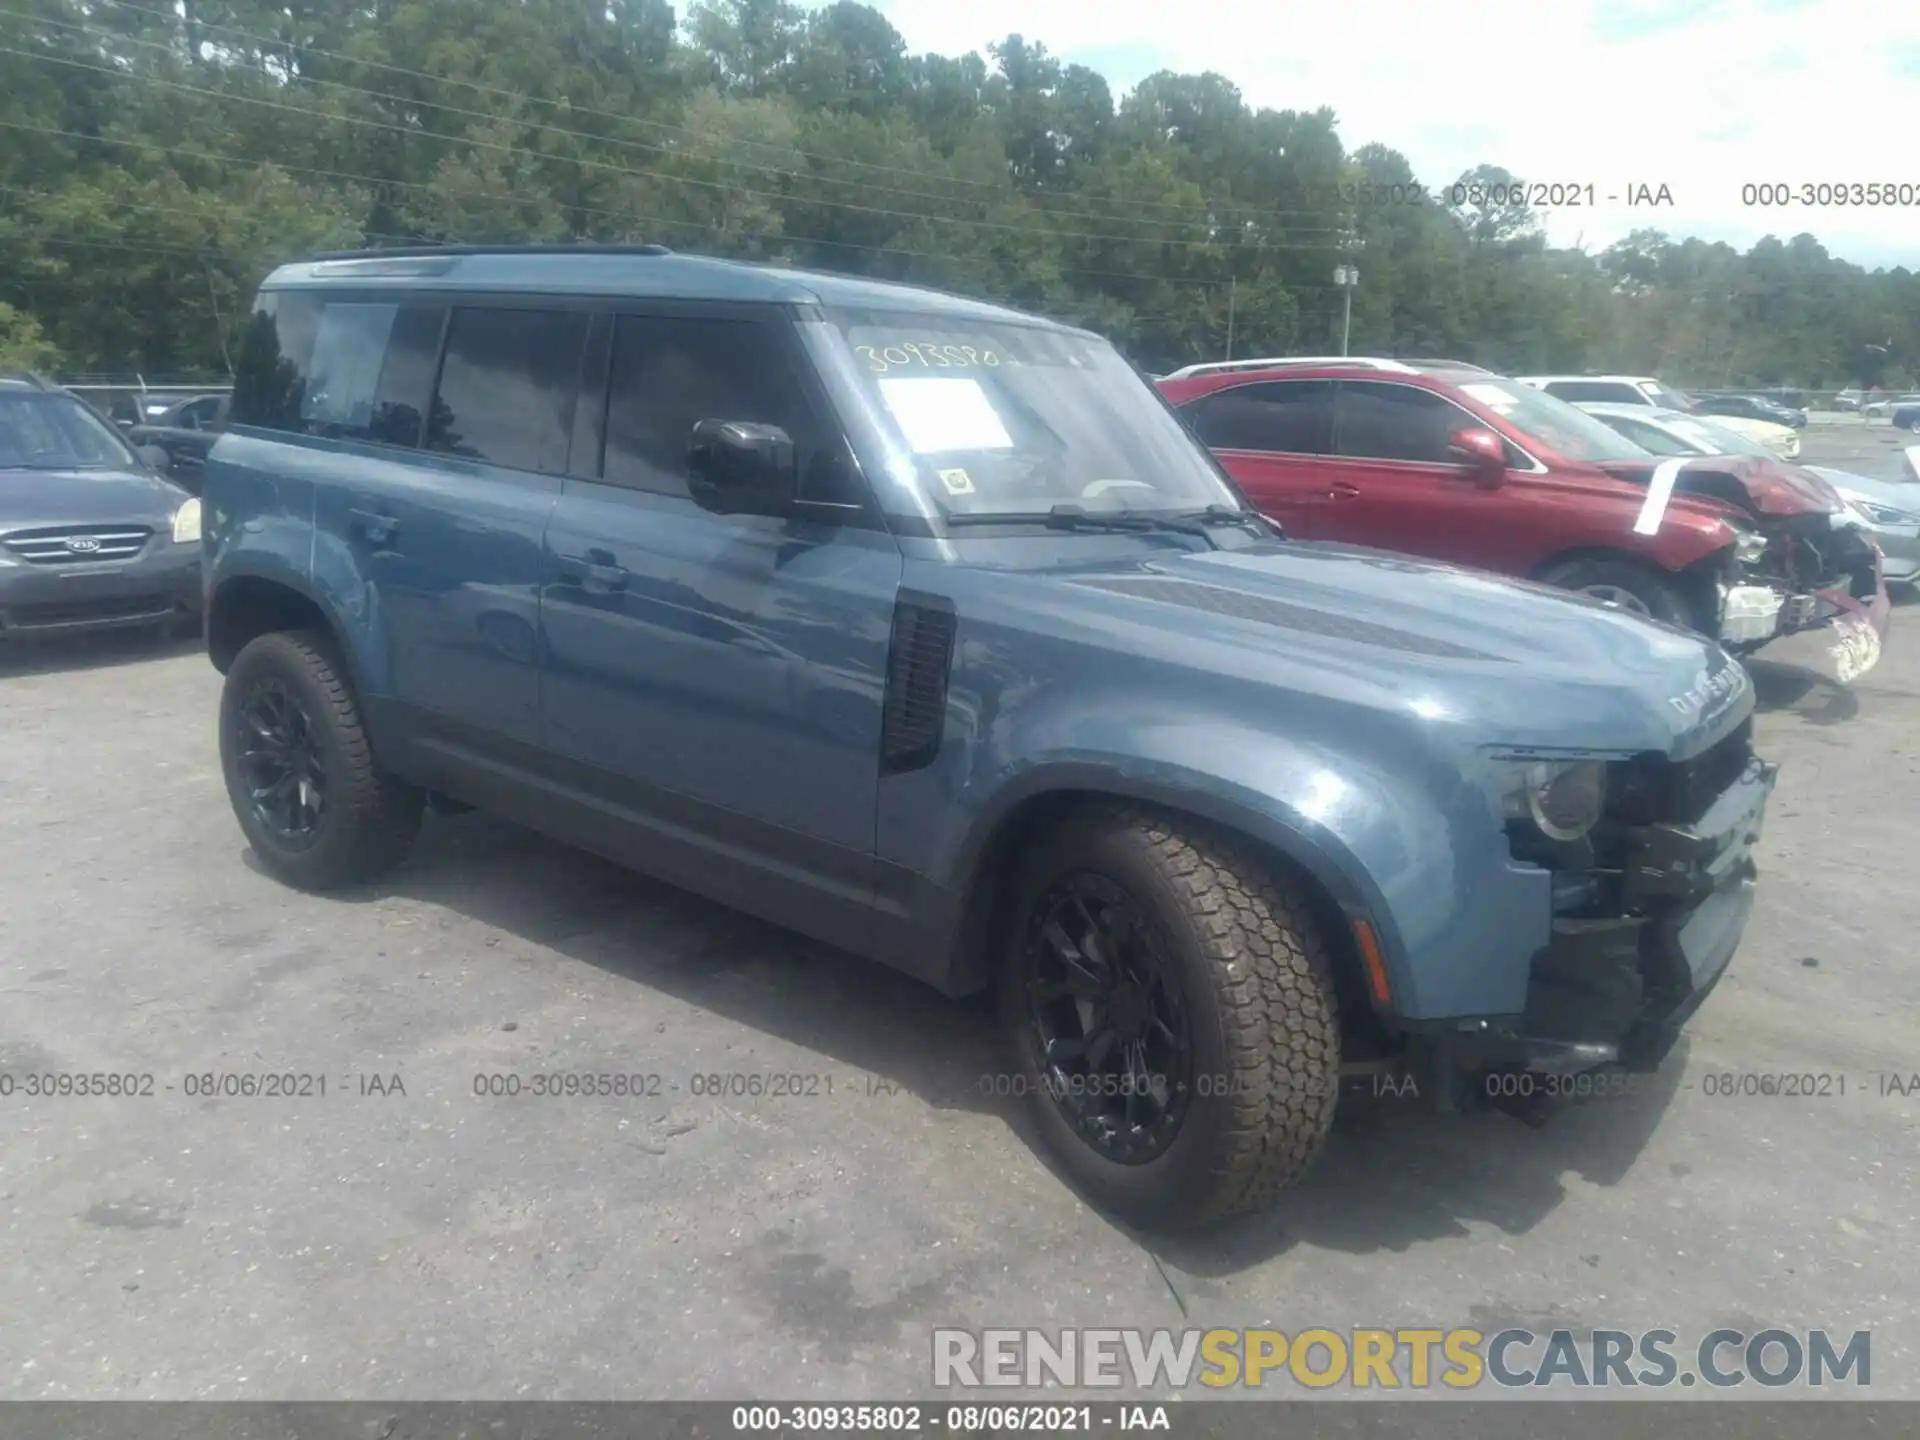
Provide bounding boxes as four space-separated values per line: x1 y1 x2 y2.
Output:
219 629 423 890
1539 557 1696 630
997 806 1342 1229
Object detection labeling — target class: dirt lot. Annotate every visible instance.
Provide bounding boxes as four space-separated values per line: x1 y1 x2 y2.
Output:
2 427 1916 1404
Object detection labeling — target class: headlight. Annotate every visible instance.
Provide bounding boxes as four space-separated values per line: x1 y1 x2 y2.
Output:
171 498 202 545
1491 758 1607 843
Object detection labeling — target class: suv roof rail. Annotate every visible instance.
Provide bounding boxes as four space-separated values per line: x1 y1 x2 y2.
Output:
304 242 675 262
1394 358 1494 373
1161 356 1419 380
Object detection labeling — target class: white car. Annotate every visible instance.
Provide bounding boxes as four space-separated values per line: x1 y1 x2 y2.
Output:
1517 375 1799 458
1805 465 1920 588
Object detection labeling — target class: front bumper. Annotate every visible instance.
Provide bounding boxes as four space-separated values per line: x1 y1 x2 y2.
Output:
1416 756 1777 1090
0 543 202 636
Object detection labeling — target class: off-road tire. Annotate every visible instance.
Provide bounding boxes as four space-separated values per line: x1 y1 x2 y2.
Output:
1539 557 1696 629
997 805 1341 1230
219 629 423 890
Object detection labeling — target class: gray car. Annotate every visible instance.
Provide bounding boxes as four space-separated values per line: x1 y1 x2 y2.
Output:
0 372 204 640
203 246 1777 1227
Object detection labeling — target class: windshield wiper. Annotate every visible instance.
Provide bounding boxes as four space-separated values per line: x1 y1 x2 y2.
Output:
946 504 1251 548
1169 504 1278 539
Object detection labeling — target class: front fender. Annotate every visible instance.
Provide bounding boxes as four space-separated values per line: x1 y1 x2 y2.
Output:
893 715 1554 1021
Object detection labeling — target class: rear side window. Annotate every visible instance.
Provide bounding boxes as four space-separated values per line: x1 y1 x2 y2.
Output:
231 292 442 446
1333 381 1465 463
426 308 586 474
1182 381 1333 454
602 313 851 500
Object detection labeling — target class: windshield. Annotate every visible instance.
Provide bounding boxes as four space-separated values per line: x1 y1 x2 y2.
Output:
0 392 143 470
1451 379 1654 463
1638 380 1693 411
822 308 1241 520
1671 415 1774 458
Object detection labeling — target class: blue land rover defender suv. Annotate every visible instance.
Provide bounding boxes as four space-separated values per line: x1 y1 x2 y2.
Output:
203 246 1776 1228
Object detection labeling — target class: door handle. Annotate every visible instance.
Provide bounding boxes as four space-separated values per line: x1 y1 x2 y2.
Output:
1327 482 1362 500
559 548 628 594
349 508 399 545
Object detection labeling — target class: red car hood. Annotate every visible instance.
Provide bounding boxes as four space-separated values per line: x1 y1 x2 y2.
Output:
1594 455 1842 518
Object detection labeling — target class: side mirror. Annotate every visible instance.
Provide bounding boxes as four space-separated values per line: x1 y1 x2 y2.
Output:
136 444 172 471
687 419 797 518
1448 426 1507 488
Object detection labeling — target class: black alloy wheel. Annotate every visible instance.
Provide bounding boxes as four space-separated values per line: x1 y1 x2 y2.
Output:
233 675 328 842
1019 871 1194 1164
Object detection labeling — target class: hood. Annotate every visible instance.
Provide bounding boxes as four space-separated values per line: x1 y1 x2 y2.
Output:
973 535 1750 759
1595 454 1840 518
0 466 190 530
1806 467 1920 517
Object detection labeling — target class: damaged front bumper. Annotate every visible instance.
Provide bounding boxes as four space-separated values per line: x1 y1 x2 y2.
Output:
1719 518 1890 683
1407 751 1778 1106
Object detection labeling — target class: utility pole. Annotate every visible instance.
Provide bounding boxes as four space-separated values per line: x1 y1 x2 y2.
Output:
1225 276 1236 360
1334 264 1358 356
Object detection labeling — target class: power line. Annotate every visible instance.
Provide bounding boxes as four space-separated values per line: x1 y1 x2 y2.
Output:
0 117 1265 293
5 37 1362 255
88 0 1376 229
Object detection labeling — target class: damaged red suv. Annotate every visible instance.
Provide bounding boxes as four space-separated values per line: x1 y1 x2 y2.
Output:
1157 358 1888 676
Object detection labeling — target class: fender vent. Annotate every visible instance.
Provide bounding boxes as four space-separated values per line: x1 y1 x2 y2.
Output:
881 594 957 774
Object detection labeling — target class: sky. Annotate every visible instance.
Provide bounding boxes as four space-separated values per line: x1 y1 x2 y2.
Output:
864 0 1920 270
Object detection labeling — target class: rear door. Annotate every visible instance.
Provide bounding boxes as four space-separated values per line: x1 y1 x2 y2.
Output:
538 303 902 878
1176 379 1334 535
1311 378 1531 571
306 296 585 755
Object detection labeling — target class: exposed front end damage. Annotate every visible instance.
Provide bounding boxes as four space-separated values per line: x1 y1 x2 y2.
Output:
1396 718 1777 1114
1609 455 1891 680
1724 511 1889 682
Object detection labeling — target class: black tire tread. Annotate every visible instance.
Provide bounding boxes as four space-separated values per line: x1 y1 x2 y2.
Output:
222 629 421 889
1028 804 1341 1227
1539 556 1694 628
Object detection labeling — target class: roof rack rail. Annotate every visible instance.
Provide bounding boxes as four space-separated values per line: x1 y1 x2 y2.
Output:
305 242 674 262
1394 358 1494 373
1160 356 1418 380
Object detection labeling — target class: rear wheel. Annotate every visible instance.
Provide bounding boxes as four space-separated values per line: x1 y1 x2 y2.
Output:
219 629 422 890
997 805 1341 1229
1539 557 1696 629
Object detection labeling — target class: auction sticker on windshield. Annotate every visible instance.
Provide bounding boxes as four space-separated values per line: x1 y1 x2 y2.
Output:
877 376 1015 454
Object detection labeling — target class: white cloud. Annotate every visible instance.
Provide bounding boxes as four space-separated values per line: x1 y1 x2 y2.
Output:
866 0 1920 268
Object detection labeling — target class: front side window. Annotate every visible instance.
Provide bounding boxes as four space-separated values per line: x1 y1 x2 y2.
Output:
602 313 856 502
427 308 585 473
1185 381 1333 454
0 393 142 470
819 308 1240 519
1333 381 1464 463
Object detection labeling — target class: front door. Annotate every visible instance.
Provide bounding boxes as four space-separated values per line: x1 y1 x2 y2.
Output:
539 307 903 883
1310 378 1522 572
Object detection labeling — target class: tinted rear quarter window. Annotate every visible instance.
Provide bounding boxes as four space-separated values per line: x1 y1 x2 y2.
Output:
427 307 586 473
1543 380 1641 404
1183 381 1333 453
231 292 442 446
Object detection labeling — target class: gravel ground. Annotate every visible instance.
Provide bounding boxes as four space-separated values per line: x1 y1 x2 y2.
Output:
1 425 1915 1406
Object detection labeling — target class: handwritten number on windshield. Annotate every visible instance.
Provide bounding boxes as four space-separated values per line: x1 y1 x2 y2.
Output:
856 343 1001 375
